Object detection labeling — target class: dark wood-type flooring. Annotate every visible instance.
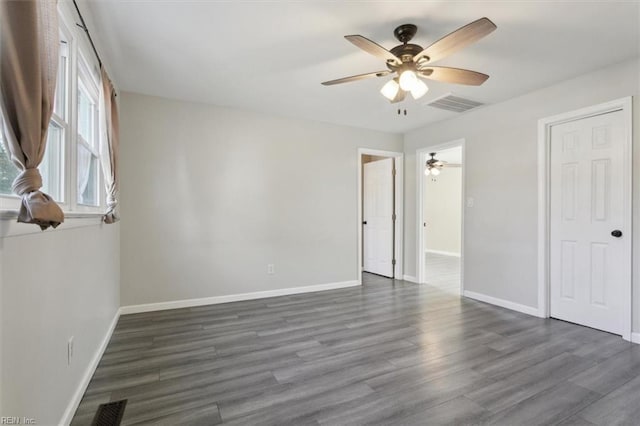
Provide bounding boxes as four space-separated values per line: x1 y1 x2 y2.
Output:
72 273 640 425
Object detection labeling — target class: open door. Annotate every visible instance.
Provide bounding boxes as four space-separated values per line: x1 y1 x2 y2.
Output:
363 157 394 277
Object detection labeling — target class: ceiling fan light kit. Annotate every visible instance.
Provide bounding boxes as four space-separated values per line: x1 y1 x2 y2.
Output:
380 79 400 100
399 69 418 91
425 167 440 176
410 79 429 99
322 17 496 105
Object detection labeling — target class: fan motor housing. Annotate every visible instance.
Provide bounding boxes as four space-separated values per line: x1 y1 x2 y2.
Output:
389 24 424 65
390 43 423 63
387 44 425 72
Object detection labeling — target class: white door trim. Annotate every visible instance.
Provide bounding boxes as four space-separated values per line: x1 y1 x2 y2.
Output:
416 139 466 294
358 148 404 281
538 96 633 341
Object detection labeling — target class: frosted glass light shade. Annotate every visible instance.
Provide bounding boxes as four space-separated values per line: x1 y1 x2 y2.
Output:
424 167 431 176
430 167 441 176
399 70 417 91
411 79 429 99
380 79 400 101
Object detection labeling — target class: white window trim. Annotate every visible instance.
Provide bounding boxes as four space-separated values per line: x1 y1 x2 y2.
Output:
0 209 105 238
74 53 104 212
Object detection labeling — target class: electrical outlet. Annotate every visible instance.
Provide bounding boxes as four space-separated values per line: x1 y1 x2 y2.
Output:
267 264 275 274
67 337 74 365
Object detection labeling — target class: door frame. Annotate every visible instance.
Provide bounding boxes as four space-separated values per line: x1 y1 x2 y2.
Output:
416 139 466 291
358 148 404 281
537 96 633 341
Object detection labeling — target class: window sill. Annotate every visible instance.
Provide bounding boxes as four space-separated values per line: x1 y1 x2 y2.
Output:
0 210 108 238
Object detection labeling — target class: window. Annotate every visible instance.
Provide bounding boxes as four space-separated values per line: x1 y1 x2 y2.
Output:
0 137 19 196
43 37 69 202
41 122 64 201
76 58 101 207
0 35 68 202
0 11 105 214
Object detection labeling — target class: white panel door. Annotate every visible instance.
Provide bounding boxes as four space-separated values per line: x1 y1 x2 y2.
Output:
550 110 628 335
363 158 394 277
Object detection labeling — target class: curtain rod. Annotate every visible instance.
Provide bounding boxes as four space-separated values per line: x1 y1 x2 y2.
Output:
72 0 102 67
71 0 117 96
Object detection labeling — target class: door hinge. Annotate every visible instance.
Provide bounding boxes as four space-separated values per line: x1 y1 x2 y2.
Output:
392 213 397 221
392 168 396 176
392 259 396 266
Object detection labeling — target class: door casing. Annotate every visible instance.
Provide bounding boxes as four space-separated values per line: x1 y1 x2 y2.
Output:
416 139 466 290
357 148 404 282
538 96 633 341
363 158 394 277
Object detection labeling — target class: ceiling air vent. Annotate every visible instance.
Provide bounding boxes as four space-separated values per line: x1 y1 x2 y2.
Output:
425 94 484 113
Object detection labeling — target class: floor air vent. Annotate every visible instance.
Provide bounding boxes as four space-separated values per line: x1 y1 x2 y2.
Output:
426 94 484 113
91 399 127 426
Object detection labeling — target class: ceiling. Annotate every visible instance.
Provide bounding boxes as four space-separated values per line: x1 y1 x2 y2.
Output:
81 1 640 134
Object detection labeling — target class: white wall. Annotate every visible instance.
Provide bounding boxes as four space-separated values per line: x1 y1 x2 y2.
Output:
424 167 461 255
404 58 640 328
119 93 403 306
0 222 120 425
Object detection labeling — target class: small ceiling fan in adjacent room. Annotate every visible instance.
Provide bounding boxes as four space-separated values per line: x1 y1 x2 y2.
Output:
425 152 461 176
322 17 496 103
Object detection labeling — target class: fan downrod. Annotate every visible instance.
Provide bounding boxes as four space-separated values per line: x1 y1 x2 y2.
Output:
393 24 417 44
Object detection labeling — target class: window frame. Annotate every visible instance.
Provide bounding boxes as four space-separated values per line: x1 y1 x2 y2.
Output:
44 22 72 210
74 52 104 211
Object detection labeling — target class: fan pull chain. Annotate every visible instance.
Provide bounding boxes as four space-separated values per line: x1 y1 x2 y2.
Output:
397 108 408 116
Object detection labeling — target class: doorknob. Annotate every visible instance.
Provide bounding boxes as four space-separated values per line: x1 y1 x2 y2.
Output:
611 230 623 238
363 221 367 225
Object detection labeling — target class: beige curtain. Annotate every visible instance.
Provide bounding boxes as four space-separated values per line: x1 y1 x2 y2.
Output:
0 0 63 230
99 66 119 223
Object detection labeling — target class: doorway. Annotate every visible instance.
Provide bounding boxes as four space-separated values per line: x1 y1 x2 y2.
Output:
417 140 465 294
539 97 633 340
357 149 403 282
363 156 394 277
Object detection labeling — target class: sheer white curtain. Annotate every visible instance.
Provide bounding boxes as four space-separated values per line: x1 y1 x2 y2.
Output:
99 66 119 223
0 0 63 229
76 145 92 204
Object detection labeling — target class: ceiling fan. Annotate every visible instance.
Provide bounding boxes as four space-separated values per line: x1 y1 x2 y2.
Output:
425 152 461 176
322 18 496 103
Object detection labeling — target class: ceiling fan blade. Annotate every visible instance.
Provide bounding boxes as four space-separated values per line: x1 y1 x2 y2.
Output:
345 35 401 65
321 70 391 86
444 163 462 168
390 89 406 104
418 67 489 86
413 17 496 64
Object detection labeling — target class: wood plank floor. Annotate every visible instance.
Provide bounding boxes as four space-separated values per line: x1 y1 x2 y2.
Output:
72 274 639 425
424 252 461 295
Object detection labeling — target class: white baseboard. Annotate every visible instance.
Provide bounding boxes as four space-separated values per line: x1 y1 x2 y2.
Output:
403 275 418 283
631 333 640 344
120 280 361 315
60 308 121 425
463 290 539 317
425 249 461 258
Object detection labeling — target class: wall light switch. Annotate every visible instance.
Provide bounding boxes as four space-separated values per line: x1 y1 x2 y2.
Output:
267 264 275 274
466 197 474 208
